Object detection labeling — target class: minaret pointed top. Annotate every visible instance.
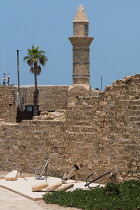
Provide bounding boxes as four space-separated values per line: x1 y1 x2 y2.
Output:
74 5 89 23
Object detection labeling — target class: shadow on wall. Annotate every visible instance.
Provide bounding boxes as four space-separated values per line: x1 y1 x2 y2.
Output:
16 106 40 123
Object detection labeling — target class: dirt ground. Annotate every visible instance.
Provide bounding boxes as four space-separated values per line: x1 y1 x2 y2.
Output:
0 171 79 210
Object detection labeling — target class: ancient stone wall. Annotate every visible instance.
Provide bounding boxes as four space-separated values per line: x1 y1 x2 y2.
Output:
66 74 140 180
0 120 66 175
20 85 69 111
0 85 17 122
0 74 139 182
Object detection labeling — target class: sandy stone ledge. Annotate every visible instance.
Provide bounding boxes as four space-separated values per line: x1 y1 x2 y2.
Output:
0 171 79 210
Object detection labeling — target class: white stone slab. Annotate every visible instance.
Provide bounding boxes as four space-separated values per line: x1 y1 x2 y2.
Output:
0 176 104 200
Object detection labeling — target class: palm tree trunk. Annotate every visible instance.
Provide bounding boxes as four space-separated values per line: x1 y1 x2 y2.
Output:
34 71 39 116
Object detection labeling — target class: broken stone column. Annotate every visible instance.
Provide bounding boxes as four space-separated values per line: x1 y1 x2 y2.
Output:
45 182 62 192
31 181 49 192
56 183 74 191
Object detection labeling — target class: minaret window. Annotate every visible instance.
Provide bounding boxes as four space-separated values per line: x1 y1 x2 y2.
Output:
84 24 88 36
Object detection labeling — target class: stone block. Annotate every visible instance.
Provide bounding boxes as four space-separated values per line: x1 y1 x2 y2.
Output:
99 101 107 106
45 182 62 192
5 170 18 181
56 183 74 191
31 181 49 192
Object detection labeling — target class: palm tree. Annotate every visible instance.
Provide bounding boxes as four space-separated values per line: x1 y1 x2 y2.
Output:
23 45 48 116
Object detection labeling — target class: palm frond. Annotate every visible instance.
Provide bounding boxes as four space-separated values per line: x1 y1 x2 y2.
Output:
39 55 48 66
27 59 33 66
36 66 41 75
23 56 30 61
30 66 35 74
24 45 48 73
39 50 45 54
30 66 41 75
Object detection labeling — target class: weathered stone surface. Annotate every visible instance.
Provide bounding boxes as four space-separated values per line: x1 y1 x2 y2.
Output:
5 170 18 181
0 74 140 182
45 182 62 192
31 181 49 192
19 85 69 112
34 111 66 121
56 183 74 191
0 86 17 122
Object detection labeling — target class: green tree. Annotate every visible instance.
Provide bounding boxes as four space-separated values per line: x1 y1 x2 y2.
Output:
23 45 48 116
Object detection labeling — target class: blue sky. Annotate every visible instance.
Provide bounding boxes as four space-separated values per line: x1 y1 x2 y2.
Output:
0 0 140 90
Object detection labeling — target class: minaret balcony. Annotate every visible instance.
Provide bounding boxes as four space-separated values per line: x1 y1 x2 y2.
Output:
69 37 94 47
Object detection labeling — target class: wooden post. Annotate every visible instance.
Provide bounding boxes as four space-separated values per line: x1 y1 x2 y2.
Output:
75 171 78 183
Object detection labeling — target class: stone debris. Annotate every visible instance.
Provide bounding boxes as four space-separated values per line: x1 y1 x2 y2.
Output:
45 182 62 192
34 111 66 121
56 183 74 191
5 170 18 181
31 181 49 192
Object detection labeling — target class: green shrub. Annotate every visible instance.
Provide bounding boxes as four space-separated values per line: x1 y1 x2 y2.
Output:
104 182 120 196
43 180 140 210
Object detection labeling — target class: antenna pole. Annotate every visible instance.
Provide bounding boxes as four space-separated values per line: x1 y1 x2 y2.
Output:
101 76 102 91
3 73 5 85
17 50 20 95
2 43 6 85
3 42 6 74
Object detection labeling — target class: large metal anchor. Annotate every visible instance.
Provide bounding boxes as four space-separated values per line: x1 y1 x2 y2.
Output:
34 156 50 180
20 156 50 181
85 170 116 189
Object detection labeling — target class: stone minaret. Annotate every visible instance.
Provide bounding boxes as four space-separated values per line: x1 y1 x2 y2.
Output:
69 5 94 85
